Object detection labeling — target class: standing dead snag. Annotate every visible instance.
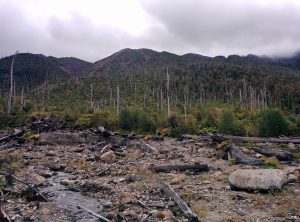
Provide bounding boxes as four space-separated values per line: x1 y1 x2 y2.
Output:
166 66 171 118
7 51 18 115
116 85 120 116
157 181 200 222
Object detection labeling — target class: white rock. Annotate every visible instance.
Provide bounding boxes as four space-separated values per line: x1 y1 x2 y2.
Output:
228 169 288 191
287 174 298 183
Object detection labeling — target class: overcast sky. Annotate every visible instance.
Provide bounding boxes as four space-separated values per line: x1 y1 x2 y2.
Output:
1 0 300 62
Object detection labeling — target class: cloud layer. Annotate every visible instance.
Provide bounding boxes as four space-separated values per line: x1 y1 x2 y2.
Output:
1 0 300 61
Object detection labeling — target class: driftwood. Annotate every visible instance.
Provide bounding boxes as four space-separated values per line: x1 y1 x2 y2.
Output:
229 145 263 165
152 164 209 173
97 168 110 176
252 147 294 161
0 206 11 222
0 129 24 144
77 205 110 222
0 188 11 222
219 134 300 144
0 172 48 202
157 181 199 222
138 139 159 154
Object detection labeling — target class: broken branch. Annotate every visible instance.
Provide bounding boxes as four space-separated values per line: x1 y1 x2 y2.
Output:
157 180 199 222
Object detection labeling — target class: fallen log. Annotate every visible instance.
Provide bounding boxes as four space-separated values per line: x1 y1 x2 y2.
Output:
0 129 25 144
252 147 294 161
220 135 300 144
0 172 48 202
157 181 199 222
152 164 209 173
77 205 110 222
229 145 263 166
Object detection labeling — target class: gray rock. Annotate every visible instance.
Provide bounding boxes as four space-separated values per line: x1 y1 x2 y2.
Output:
287 174 298 183
126 174 142 183
228 169 288 191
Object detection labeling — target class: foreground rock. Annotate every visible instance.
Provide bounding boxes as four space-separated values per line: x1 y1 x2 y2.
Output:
100 150 116 163
228 169 288 191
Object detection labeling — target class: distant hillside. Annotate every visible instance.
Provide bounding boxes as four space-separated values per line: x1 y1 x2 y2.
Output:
0 53 91 90
0 49 300 114
90 48 300 76
275 52 300 70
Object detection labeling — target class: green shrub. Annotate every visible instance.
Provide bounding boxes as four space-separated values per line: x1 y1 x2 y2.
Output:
119 108 156 133
91 110 119 130
257 109 288 137
204 112 218 127
76 114 93 127
218 111 246 136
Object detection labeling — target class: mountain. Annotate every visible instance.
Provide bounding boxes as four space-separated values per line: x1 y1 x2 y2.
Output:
275 52 300 70
0 53 91 89
90 48 300 76
56 57 92 75
0 48 300 114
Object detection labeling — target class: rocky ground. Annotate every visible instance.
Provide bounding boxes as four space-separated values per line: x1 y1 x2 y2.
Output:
0 124 300 222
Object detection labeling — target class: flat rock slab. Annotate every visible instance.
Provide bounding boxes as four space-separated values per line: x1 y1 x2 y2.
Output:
38 132 84 145
228 169 288 191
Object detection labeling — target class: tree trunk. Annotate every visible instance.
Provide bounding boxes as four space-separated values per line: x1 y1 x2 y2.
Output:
166 67 171 118
7 51 18 114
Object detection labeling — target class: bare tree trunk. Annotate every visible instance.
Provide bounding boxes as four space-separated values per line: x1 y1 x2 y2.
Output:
21 87 24 106
116 85 120 116
90 83 94 110
7 51 18 114
160 87 164 110
166 67 171 118
109 87 112 107
184 85 187 122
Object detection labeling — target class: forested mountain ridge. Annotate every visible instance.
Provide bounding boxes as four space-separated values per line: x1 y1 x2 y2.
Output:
0 48 300 118
0 53 92 90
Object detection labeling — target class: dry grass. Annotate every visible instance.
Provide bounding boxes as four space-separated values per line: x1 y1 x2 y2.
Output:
192 202 208 219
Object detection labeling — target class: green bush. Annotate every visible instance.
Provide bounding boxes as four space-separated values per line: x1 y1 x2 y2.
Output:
204 112 218 127
257 109 288 137
119 109 156 133
76 114 93 127
90 110 119 130
218 111 246 136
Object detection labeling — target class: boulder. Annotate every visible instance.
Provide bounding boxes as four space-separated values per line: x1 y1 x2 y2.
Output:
228 169 288 191
100 151 116 163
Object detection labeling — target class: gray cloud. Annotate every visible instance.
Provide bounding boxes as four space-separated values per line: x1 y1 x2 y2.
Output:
140 0 300 57
0 0 300 61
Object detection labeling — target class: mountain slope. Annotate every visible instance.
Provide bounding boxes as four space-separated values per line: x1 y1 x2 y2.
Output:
0 53 91 90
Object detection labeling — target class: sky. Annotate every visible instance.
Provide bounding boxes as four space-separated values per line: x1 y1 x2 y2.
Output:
1 0 300 62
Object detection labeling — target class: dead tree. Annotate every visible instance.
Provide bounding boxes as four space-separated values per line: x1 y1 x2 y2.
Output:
166 67 171 118
90 83 94 110
116 85 120 116
7 51 18 114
